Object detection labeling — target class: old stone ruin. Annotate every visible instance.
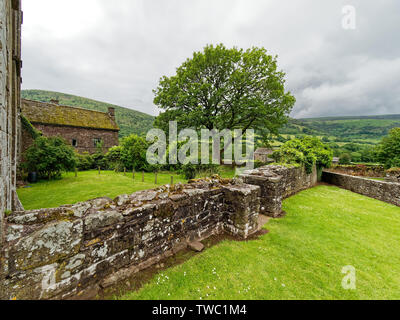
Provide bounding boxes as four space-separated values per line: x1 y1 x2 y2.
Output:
0 165 316 300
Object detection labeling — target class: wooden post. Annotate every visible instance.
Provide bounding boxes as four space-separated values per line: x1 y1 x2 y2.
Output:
142 171 144 182
170 176 174 186
133 169 135 180
98 166 101 175
75 167 78 178
155 172 158 184
124 167 126 176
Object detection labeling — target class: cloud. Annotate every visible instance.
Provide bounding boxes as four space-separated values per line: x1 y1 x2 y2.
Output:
21 0 400 118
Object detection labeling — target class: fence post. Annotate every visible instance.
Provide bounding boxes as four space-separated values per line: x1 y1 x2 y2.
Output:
98 166 101 175
155 172 158 184
75 167 78 178
170 176 174 185
124 167 126 176
142 171 144 182
133 169 135 181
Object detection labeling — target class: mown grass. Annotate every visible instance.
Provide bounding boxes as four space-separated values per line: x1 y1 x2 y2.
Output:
118 185 400 300
17 166 236 210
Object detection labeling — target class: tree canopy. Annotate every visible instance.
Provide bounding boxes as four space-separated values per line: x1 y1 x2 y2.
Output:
376 127 400 168
272 136 333 173
153 44 295 139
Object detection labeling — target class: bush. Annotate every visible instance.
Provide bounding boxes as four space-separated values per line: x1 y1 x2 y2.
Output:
339 153 352 165
272 136 333 173
105 146 123 171
119 134 151 171
24 136 76 180
75 152 94 171
181 163 197 180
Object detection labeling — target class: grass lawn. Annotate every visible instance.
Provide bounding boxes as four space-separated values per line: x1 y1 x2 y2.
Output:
118 185 400 300
17 166 236 210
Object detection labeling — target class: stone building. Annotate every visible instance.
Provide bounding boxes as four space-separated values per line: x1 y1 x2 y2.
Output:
21 99 120 154
254 148 274 163
0 0 23 244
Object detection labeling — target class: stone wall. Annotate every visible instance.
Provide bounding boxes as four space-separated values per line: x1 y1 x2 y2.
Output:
0 0 22 247
21 123 119 155
322 170 400 207
239 165 318 217
0 177 260 300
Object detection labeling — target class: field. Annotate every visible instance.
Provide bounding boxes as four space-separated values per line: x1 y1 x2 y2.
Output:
117 186 400 300
17 167 236 210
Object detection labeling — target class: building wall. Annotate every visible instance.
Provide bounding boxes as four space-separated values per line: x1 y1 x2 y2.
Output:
22 123 119 155
0 0 22 246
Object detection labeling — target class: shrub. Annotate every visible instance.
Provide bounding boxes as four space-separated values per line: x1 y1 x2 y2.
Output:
120 134 151 172
339 153 352 165
24 136 76 180
75 152 94 171
105 146 123 171
181 163 197 180
272 136 333 173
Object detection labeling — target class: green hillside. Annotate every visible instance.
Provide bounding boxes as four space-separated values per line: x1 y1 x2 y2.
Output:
281 115 400 143
21 90 155 138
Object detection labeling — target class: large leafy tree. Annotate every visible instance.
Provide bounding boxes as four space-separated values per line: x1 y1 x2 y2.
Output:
154 44 296 143
376 128 400 168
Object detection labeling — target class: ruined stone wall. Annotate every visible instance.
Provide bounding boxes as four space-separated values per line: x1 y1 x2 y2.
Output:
0 178 260 300
322 171 400 207
239 165 318 217
0 0 22 246
22 123 119 155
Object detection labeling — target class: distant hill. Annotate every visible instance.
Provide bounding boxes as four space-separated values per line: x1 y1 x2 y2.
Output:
21 90 155 138
281 114 400 143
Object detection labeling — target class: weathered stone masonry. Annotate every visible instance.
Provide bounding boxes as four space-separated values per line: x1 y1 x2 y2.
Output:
322 170 400 207
0 165 317 300
0 178 260 299
0 0 22 247
240 165 318 217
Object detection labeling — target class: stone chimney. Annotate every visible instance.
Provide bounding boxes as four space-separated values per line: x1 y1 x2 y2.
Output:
108 107 115 119
50 99 59 105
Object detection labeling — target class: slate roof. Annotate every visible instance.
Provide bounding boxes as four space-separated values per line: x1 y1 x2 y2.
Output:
21 99 119 131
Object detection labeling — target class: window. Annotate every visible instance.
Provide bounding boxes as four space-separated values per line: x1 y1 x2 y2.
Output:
72 139 78 147
93 138 102 147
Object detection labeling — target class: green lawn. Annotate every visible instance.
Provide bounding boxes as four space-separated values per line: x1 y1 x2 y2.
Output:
118 185 400 300
17 167 236 210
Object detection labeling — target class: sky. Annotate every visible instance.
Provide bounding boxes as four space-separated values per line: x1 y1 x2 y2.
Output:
21 0 400 118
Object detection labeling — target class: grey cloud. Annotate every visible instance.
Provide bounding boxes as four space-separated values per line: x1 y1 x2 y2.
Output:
21 0 400 118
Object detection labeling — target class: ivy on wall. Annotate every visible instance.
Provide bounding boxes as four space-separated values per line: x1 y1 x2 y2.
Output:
20 114 42 139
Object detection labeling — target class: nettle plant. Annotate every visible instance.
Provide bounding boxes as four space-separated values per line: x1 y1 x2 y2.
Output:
272 136 333 173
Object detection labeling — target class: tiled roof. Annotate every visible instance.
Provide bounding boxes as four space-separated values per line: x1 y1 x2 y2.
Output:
21 99 119 131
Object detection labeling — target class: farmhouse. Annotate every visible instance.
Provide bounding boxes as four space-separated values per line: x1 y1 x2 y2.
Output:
21 99 120 154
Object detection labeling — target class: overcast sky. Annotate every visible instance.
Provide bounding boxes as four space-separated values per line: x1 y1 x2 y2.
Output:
22 0 400 118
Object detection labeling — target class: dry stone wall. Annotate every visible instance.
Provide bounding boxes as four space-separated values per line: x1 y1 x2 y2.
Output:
0 165 317 299
0 178 260 300
322 170 400 207
239 165 318 217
